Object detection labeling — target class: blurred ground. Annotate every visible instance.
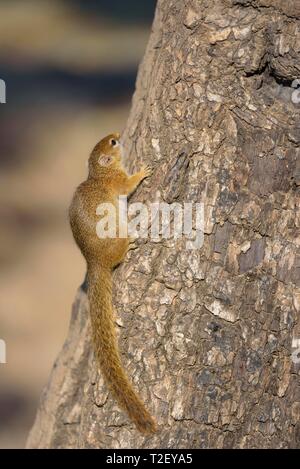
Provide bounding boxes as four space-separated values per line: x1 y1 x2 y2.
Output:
0 0 155 448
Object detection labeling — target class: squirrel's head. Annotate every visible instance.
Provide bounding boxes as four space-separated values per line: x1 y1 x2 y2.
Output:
88 133 122 177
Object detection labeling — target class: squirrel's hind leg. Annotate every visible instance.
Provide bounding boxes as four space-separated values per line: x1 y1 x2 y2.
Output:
110 237 130 268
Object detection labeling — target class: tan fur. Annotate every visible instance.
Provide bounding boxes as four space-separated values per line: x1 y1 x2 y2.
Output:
69 133 156 434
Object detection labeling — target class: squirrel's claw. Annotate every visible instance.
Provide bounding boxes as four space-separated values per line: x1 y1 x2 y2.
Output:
141 164 152 178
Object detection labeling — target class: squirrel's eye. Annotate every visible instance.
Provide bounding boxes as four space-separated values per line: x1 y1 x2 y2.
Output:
111 139 117 146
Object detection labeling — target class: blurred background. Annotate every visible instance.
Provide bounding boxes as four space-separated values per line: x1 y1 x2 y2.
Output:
0 0 156 448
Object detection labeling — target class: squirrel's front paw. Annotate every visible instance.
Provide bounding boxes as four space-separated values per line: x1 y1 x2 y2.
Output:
140 164 152 179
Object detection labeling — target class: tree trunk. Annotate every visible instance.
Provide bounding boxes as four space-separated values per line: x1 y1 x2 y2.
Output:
27 0 300 449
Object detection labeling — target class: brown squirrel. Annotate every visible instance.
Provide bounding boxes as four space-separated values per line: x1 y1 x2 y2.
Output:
69 133 156 434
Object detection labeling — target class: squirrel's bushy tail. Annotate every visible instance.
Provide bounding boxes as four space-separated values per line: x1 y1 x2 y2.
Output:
87 265 156 434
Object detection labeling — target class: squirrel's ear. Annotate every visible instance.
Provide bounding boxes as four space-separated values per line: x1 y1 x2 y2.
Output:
98 154 113 166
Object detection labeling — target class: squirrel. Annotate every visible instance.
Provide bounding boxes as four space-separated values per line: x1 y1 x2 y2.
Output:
69 133 157 434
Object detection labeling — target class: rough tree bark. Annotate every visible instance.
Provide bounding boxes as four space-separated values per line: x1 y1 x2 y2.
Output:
27 0 300 449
